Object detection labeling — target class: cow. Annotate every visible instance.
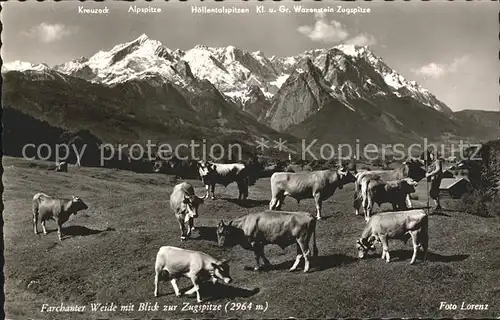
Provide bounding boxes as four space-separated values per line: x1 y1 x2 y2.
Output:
154 158 199 179
353 158 426 216
356 209 428 265
269 166 356 219
356 178 418 222
216 210 318 272
197 160 249 200
32 193 89 241
169 182 205 241
154 246 231 302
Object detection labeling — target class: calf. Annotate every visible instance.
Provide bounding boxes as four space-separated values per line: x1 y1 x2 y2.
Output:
169 182 205 241
353 158 426 216
198 160 249 200
357 178 418 222
269 166 356 219
32 193 88 241
217 210 318 272
356 209 428 264
154 246 231 302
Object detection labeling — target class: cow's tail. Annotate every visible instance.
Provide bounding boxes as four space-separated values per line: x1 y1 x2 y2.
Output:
32 192 49 202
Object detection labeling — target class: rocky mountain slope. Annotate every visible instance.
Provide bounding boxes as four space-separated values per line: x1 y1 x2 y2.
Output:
2 37 298 160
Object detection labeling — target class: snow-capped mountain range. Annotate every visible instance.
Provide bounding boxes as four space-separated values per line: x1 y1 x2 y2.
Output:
4 33 499 157
3 33 451 120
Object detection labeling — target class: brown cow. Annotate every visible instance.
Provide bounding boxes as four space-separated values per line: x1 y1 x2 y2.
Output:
169 182 205 241
357 178 418 222
217 210 318 272
353 158 426 216
270 166 356 219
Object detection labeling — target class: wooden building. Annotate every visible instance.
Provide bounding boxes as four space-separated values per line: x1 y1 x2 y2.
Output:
439 177 472 199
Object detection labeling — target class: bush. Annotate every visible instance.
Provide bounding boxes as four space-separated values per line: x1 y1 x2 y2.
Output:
460 188 498 217
486 194 500 216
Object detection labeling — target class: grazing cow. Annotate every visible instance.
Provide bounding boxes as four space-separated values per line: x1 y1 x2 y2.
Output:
269 166 356 219
354 158 426 216
217 210 318 272
154 246 231 302
357 178 418 222
32 193 89 241
169 182 205 241
197 160 249 200
154 158 199 179
356 209 428 264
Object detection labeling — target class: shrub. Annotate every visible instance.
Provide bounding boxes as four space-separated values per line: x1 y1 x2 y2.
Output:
486 194 500 216
461 189 492 217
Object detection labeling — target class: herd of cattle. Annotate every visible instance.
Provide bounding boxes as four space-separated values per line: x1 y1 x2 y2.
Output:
32 157 432 303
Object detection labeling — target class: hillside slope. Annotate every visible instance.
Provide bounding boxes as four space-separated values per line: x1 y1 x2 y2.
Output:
4 156 500 319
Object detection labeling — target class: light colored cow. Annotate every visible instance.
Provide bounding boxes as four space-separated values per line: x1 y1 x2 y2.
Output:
32 193 88 241
356 209 429 264
169 182 205 241
217 210 318 272
198 160 249 200
154 246 231 302
269 166 356 219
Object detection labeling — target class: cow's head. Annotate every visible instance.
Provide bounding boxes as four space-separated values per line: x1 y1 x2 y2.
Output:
211 259 232 284
153 160 164 173
70 196 88 214
56 162 68 172
356 237 377 259
337 166 356 189
403 157 426 182
198 160 216 180
183 195 204 220
216 220 233 247
399 178 418 194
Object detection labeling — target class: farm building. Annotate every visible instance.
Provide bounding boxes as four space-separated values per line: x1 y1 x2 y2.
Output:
442 169 455 178
439 177 472 199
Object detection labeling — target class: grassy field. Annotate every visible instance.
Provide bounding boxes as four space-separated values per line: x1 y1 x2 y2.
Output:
3 156 500 319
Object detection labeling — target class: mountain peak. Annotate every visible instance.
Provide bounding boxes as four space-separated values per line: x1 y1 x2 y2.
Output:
2 60 50 72
334 44 368 57
135 33 149 43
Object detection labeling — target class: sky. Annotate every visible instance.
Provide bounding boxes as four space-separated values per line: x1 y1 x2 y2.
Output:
1 1 498 112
